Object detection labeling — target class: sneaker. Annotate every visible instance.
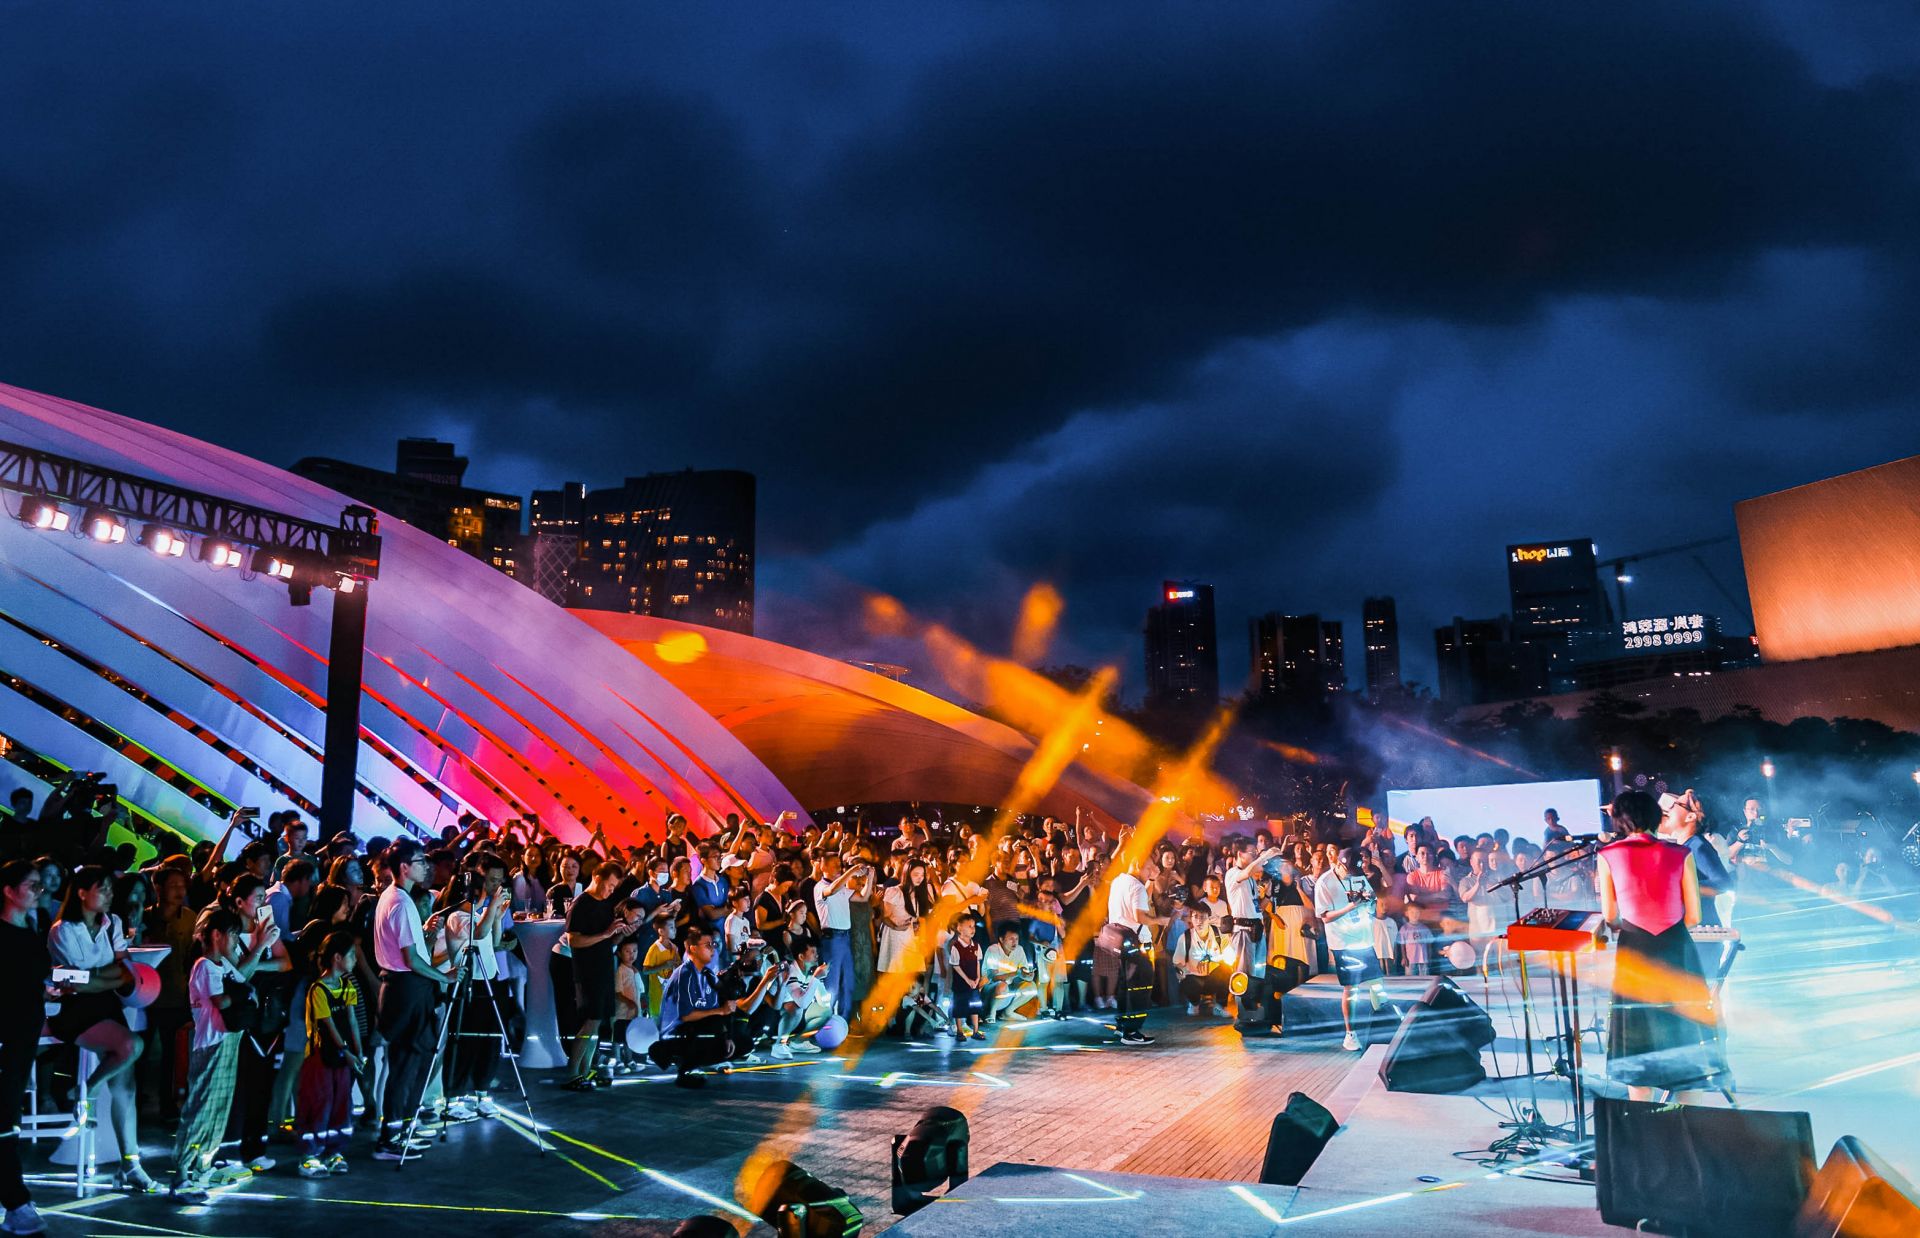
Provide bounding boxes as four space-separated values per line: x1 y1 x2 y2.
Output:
246 1155 277 1173
589 1071 613 1089
443 1101 480 1123
1186 1003 1198 1015
673 1070 707 1090
297 1157 330 1179
733 1052 764 1066
326 1154 349 1175
371 1141 407 1162
770 1040 793 1060
1120 1030 1155 1046
168 1183 209 1205
3 1202 46 1235
474 1095 500 1117
561 1076 595 1093
790 1039 822 1055
1342 1032 1362 1052
206 1163 253 1186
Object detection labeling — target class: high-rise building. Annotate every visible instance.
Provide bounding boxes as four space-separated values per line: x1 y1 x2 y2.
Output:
1249 612 1343 700
1433 615 1549 707
290 440 524 579
527 482 586 606
1249 613 1282 699
570 470 756 633
1320 619 1345 693
1362 595 1401 697
1146 582 1219 709
1507 538 1613 689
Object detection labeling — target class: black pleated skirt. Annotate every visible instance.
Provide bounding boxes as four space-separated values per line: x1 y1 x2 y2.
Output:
1607 920 1731 1092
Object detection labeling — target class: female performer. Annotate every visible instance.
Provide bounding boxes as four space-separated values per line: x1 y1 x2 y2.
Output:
1596 791 1731 1101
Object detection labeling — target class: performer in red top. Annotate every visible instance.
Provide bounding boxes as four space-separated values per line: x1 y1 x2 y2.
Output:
1597 790 1732 1101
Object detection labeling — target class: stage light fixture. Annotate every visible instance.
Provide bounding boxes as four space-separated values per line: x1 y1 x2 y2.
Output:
17 495 71 531
749 1159 862 1238
198 539 246 569
81 506 127 543
336 574 358 594
137 525 189 558
892 1105 969 1216
251 548 297 580
1229 970 1251 996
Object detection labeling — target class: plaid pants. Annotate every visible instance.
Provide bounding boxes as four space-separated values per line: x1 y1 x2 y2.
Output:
171 1035 240 1185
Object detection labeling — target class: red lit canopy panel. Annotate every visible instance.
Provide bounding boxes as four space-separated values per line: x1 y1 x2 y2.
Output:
574 611 1155 829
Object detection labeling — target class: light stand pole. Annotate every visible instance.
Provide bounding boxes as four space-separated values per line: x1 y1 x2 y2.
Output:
319 580 369 841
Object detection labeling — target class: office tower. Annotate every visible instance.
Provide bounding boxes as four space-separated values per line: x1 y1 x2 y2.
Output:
1433 615 1549 707
1507 538 1614 690
291 440 524 579
1146 582 1219 709
1249 613 1282 699
527 483 586 606
570 469 756 633
1362 595 1401 697
1320 619 1345 693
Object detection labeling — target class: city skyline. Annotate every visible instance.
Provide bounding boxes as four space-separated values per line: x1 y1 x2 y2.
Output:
4 3 1916 696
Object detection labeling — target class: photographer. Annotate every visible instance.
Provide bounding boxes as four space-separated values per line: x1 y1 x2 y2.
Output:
716 937 778 1061
35 772 121 866
1313 849 1386 1052
650 926 768 1088
442 852 514 1119
371 839 453 1161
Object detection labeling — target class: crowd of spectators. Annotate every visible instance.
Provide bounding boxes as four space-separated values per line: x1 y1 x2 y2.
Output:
0 775 1774 1238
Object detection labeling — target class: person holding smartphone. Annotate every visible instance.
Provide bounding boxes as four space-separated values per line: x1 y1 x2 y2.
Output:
1 859 57 1235
370 839 452 1160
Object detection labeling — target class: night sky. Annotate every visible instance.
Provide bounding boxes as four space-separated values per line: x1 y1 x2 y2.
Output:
6 3 1918 696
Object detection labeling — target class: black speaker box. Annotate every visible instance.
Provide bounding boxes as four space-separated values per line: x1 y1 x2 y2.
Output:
1258 1091 1338 1186
1596 1097 1816 1236
1376 978 1490 1093
1794 1135 1920 1238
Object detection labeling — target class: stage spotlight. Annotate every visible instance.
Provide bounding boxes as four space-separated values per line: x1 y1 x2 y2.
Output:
251 548 297 580
892 1105 969 1216
749 1159 862 1238
136 525 189 558
669 1217 735 1238
336 574 358 594
198 539 245 570
17 495 71 531
81 506 127 543
1229 971 1250 996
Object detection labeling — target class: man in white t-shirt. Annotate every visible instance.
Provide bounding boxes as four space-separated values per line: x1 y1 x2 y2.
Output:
1313 849 1385 1051
1223 837 1281 992
1100 856 1163 1045
812 853 872 1020
372 840 452 1159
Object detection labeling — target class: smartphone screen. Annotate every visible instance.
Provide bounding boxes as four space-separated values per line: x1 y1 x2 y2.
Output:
52 967 89 986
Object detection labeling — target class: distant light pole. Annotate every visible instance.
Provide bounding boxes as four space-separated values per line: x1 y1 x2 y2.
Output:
1761 756 1776 817
1608 749 1625 797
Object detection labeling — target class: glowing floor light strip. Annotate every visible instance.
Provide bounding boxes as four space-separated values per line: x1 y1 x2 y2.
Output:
496 1111 760 1224
1228 1184 1286 1224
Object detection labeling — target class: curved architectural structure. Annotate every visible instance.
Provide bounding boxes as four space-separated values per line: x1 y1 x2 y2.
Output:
575 612 1154 828
0 383 803 847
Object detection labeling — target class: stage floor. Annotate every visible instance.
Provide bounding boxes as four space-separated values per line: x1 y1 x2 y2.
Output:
21 869 1916 1237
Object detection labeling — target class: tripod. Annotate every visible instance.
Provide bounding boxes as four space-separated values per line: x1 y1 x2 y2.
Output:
397 937 544 1168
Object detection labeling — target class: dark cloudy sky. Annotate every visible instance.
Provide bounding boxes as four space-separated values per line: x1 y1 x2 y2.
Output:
6 2 1918 696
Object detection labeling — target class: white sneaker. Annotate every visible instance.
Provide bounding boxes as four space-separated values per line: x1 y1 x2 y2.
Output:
246 1155 277 1173
3 1203 46 1236
1342 1032 1362 1052
443 1101 480 1122
791 1039 822 1054
770 1040 793 1059
475 1095 500 1117
297 1157 330 1179
1186 1003 1198 1015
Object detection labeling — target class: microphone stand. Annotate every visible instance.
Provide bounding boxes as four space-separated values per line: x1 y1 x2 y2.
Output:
1481 838 1603 1166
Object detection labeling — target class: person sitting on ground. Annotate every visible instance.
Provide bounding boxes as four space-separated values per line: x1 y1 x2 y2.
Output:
1173 903 1232 1015
981 924 1037 1023
770 938 833 1059
650 926 773 1088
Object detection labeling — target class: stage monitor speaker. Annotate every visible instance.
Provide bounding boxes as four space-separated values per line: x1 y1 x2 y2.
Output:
1596 1097 1815 1237
1794 1135 1920 1238
1376 978 1490 1093
1258 1091 1337 1186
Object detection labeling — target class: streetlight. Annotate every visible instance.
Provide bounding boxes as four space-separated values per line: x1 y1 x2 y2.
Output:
1761 757 1776 817
1608 749 1624 796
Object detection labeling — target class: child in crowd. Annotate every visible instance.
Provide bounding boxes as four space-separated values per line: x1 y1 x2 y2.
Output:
295 930 363 1178
170 907 246 1203
947 915 985 1041
612 937 642 1074
640 914 677 1019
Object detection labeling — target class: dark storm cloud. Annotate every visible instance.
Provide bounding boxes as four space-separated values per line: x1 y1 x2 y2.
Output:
3 2 1918 689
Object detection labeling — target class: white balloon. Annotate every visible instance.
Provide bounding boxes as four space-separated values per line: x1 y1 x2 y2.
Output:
1445 941 1478 971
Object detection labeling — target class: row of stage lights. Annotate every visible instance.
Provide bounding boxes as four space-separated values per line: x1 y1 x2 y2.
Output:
16 494 356 594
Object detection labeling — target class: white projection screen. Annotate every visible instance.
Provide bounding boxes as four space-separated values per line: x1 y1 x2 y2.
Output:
1386 778 1604 847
